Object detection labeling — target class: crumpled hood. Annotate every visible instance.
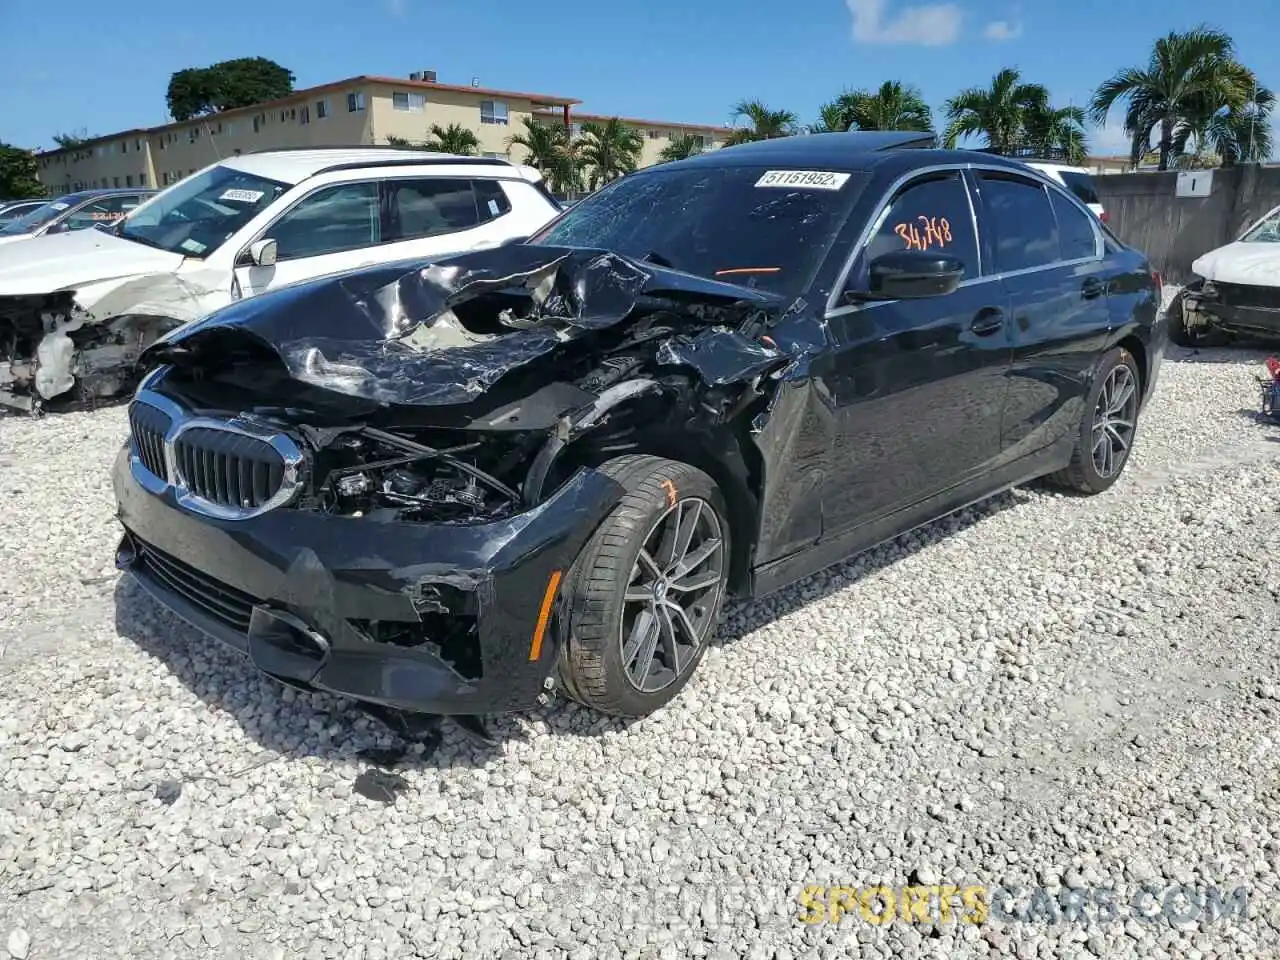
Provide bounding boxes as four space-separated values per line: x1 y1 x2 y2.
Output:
0 228 185 296
1191 241 1280 286
142 245 783 407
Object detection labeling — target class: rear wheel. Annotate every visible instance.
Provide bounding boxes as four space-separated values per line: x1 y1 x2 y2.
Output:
556 455 732 717
1047 346 1142 494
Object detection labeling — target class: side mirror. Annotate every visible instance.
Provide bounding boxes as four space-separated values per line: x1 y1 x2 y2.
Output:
847 250 965 303
45 221 70 235
248 238 278 267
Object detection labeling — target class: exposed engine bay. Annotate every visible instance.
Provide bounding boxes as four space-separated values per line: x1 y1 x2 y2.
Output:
134 245 811 524
0 292 174 412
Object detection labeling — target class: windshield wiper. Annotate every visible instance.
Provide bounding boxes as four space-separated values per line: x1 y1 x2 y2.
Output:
116 230 170 252
641 250 676 269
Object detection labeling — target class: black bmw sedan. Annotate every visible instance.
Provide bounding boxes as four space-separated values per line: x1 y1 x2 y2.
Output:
112 132 1166 722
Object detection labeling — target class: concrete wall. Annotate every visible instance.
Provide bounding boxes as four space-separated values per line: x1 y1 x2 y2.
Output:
1095 165 1280 283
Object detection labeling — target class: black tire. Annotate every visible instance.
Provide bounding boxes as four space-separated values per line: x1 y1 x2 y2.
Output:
1047 346 1143 494
556 454 732 717
1168 288 1230 348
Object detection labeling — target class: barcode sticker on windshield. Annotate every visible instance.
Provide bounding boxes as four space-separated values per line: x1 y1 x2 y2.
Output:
219 188 264 203
755 170 851 191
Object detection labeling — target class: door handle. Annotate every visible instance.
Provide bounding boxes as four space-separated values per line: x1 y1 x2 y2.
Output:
970 307 1005 337
1081 278 1105 300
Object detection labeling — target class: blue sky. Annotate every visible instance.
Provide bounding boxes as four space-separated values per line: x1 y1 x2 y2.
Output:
0 0 1274 156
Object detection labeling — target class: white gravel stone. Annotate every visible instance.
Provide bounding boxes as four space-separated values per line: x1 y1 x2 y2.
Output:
3 343 1280 958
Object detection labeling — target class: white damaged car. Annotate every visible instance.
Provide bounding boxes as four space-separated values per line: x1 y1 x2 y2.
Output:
0 148 562 411
1170 203 1280 346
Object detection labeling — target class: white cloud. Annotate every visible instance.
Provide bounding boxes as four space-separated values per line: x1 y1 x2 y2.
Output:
845 0 962 47
982 19 1022 41
1091 118 1140 156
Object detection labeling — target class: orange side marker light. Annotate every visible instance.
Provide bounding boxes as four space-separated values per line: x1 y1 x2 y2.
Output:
528 569 564 661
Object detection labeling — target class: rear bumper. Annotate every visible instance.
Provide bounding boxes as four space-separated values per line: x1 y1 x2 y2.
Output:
112 445 625 714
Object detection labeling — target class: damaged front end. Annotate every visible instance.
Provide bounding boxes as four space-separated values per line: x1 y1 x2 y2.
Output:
113 245 799 714
0 291 178 413
1182 278 1280 340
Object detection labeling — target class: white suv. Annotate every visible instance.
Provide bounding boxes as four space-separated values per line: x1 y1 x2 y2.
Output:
1024 162 1108 224
0 148 561 410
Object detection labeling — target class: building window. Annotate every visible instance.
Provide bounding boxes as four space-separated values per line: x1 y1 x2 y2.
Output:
113 176 121 187
393 91 426 112
480 100 509 125
647 130 661 140
347 92 366 112
188 128 198 143
140 173 148 186
316 98 330 119
253 116 262 134
135 138 141 151
120 140 128 153
126 175 133 187
225 120 235 136
158 138 166 151
300 105 311 125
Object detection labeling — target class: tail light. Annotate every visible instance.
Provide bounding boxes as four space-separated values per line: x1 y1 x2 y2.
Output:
1152 270 1163 300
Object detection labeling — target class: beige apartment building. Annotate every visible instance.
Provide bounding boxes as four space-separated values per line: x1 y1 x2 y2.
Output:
36 73 733 195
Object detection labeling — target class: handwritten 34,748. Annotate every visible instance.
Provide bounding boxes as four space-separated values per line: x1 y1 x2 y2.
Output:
894 216 952 252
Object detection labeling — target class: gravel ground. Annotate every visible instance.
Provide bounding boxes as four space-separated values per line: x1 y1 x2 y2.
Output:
5 317 1280 958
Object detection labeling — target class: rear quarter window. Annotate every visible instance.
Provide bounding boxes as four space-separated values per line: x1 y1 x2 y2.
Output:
1058 171 1100 207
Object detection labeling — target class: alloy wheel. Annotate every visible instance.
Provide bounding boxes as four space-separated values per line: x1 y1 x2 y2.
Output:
1091 363 1138 479
619 497 727 693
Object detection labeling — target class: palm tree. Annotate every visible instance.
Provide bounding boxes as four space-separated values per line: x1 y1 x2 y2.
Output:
1090 26 1262 171
1023 103 1089 164
835 82 933 132
943 68 1051 153
1201 85 1275 165
658 133 704 163
724 99 797 145
574 118 643 189
385 134 414 147
507 117 576 191
424 123 480 156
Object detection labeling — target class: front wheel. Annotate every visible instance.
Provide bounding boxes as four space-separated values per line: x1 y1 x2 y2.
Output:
1047 346 1143 494
556 455 732 717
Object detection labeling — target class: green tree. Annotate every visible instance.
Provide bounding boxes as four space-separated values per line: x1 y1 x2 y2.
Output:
424 123 480 156
575 118 644 189
1090 26 1263 171
166 57 295 122
658 133 704 162
384 135 414 147
0 144 44 200
52 128 94 149
818 82 933 133
507 117 577 192
943 68 1051 152
724 99 797 145
1023 103 1089 164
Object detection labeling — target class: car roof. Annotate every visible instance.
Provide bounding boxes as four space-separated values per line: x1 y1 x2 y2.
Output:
53 188 157 205
654 132 1043 177
219 147 518 185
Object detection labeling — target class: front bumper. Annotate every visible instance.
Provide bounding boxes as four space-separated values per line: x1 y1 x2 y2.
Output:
1185 284 1280 337
112 445 625 714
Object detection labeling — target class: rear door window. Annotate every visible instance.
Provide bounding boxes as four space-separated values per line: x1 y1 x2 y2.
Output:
1049 189 1099 261
1057 171 1100 207
977 174 1060 273
384 178 481 242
